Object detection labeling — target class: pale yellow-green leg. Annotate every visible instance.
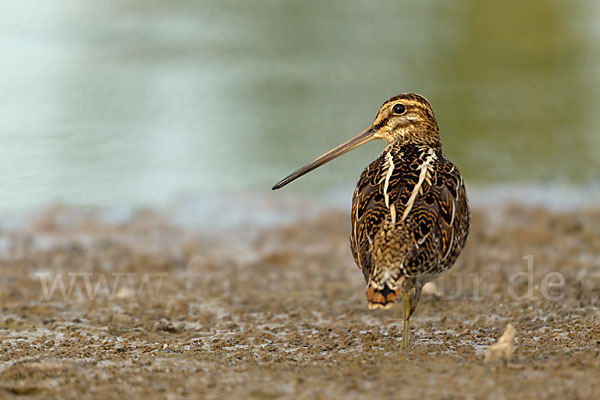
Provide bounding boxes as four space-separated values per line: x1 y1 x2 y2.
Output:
402 291 411 349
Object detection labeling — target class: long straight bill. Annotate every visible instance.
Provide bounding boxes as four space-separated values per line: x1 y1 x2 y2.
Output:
272 126 375 190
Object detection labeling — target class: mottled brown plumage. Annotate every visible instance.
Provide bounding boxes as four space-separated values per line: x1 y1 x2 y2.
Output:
273 93 470 347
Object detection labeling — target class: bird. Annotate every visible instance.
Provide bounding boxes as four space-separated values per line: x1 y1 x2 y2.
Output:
272 93 470 348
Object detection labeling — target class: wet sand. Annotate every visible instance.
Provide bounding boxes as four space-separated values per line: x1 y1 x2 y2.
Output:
0 203 599 399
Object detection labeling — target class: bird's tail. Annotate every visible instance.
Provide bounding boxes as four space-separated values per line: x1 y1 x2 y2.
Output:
366 283 403 310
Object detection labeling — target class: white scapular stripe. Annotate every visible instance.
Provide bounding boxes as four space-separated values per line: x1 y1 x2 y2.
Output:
383 151 395 208
402 148 436 221
353 196 360 266
441 231 454 262
390 203 396 225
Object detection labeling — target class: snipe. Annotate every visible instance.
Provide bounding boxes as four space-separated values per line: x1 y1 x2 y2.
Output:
273 93 470 347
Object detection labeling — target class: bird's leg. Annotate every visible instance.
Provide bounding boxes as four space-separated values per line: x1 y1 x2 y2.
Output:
402 283 423 349
409 282 423 318
401 291 411 349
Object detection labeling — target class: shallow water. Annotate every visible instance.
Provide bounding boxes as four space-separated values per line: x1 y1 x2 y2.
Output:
0 0 599 209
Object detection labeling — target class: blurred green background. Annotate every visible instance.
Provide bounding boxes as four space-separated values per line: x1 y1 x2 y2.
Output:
0 0 599 208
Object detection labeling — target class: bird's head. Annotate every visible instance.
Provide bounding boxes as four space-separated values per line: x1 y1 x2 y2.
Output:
273 93 440 190
371 93 440 146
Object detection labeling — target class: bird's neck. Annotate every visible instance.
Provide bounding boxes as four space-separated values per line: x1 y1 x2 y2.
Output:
388 137 443 153
387 124 442 150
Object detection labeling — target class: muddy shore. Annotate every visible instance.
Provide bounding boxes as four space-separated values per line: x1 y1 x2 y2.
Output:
0 202 599 399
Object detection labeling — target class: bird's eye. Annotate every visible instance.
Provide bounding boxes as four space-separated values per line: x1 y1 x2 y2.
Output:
393 103 406 114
